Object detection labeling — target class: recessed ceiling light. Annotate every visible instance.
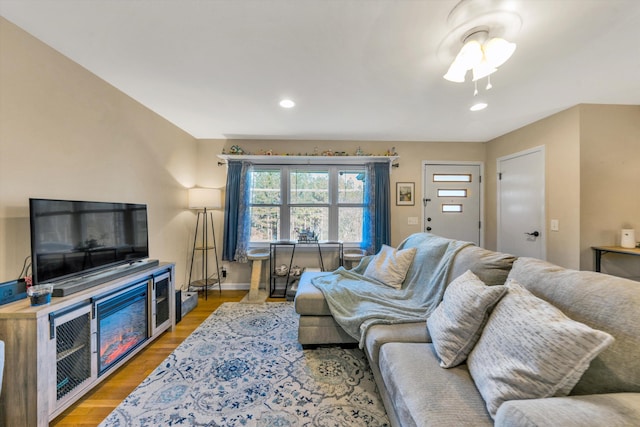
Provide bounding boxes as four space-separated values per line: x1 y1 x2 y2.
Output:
470 102 488 111
279 99 295 108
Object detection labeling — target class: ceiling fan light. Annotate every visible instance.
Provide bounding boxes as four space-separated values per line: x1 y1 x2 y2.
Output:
483 38 516 68
456 40 484 70
443 62 467 82
472 60 497 81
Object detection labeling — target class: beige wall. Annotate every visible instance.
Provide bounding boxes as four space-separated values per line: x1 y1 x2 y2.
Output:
0 18 198 288
579 105 640 279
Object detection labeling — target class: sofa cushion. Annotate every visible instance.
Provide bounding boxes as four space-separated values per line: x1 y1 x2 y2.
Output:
294 272 333 316
495 393 640 427
448 245 516 286
468 279 614 418
427 270 506 368
363 244 417 289
297 315 358 345
364 322 430 366
507 257 640 395
379 342 493 427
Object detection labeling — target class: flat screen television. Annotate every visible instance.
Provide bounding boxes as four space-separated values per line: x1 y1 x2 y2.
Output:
30 198 149 285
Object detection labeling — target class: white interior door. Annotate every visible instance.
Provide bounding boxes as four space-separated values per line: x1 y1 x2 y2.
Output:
423 163 482 245
497 146 545 259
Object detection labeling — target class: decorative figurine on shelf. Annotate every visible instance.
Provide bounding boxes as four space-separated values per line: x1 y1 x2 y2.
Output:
229 145 245 155
296 227 318 242
355 146 364 156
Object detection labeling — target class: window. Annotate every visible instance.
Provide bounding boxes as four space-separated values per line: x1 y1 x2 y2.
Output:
437 189 467 197
442 204 463 213
249 165 366 243
433 174 472 182
249 170 281 242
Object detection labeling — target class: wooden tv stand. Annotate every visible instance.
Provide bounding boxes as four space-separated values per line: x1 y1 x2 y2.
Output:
0 262 175 427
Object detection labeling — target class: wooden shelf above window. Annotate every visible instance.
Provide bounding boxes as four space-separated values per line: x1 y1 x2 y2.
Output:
217 154 399 166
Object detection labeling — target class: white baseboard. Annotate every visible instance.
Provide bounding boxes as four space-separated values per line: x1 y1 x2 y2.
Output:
219 282 251 290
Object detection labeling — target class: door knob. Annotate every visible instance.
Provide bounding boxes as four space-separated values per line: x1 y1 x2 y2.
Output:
525 231 540 237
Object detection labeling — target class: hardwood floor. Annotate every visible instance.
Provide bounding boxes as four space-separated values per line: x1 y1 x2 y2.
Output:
51 290 279 427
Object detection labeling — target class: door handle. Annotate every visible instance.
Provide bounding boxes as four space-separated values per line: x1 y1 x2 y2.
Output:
525 231 540 237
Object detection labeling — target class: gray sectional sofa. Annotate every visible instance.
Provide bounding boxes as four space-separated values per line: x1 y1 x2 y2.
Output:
294 233 640 426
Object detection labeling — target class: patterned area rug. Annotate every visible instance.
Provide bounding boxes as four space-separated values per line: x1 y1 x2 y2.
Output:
101 302 389 426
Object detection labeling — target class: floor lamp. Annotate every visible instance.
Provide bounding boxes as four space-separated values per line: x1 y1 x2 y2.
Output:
187 187 222 299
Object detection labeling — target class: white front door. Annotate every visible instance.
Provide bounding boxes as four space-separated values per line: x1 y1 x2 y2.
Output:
497 146 545 259
423 163 482 245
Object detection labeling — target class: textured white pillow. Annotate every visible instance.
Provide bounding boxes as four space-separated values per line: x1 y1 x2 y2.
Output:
467 279 614 418
363 244 417 289
427 270 507 368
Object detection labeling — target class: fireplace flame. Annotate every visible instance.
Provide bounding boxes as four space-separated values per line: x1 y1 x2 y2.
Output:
99 297 147 371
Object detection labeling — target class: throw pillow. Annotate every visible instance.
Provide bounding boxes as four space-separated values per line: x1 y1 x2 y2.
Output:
427 270 507 368
467 279 614 418
363 244 417 289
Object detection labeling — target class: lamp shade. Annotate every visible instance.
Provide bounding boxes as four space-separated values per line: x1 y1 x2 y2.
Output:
188 188 221 209
483 38 516 68
443 34 516 85
457 40 484 70
443 61 467 82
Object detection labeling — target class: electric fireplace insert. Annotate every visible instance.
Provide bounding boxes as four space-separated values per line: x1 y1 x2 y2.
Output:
95 282 149 376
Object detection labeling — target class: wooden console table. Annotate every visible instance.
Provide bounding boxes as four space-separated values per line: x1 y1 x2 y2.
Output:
591 246 640 272
0 262 175 427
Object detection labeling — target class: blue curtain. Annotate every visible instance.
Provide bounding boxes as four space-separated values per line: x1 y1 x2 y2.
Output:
234 162 253 263
223 160 253 262
361 162 391 254
222 161 242 261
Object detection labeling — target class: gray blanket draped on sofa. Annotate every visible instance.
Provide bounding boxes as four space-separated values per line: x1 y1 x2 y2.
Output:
311 233 472 346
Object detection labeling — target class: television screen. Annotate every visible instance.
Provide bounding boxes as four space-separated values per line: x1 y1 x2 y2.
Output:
30 199 149 285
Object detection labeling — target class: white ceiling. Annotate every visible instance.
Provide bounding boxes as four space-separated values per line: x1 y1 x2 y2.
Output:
1 0 639 142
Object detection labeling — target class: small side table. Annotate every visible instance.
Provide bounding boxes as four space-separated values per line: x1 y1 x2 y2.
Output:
269 241 296 298
591 245 640 272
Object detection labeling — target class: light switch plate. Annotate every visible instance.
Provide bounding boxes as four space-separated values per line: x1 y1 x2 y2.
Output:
408 216 419 225
550 219 559 232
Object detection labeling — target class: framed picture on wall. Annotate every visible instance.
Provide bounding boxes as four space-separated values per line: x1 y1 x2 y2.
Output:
396 182 415 206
